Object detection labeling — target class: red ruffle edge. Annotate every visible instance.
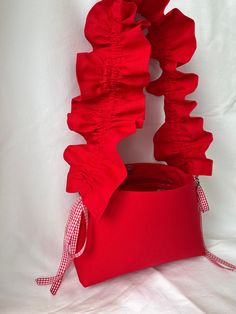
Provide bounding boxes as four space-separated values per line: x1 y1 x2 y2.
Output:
64 0 213 219
64 0 151 218
137 0 213 174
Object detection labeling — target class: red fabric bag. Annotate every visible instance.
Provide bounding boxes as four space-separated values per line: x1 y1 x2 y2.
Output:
75 163 206 287
36 0 236 295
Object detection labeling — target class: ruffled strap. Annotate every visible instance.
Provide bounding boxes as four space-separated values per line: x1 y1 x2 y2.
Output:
137 1 213 176
65 0 151 219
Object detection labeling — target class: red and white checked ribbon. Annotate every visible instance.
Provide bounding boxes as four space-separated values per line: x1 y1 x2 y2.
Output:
194 176 236 272
35 196 88 295
193 176 209 213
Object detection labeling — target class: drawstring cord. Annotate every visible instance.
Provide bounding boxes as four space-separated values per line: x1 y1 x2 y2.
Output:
193 176 236 272
35 196 88 295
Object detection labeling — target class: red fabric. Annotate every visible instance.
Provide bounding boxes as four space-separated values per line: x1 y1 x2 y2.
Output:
74 163 205 287
64 0 213 220
143 7 213 174
64 0 151 219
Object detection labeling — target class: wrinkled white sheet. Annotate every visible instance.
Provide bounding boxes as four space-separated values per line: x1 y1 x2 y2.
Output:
0 0 236 313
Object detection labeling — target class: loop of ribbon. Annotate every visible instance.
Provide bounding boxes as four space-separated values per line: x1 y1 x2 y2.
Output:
193 176 236 272
35 196 88 295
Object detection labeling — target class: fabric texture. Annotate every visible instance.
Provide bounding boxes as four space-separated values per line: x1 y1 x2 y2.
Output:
64 0 151 219
64 0 213 220
74 163 206 287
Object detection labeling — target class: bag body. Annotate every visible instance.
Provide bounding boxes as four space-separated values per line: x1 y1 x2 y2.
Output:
75 163 205 287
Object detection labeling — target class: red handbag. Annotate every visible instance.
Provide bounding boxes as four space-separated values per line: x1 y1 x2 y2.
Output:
36 0 236 295
74 163 206 287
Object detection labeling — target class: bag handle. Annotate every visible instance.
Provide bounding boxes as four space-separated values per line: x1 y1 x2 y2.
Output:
138 2 213 176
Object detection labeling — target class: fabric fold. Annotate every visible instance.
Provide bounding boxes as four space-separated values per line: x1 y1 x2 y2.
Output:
138 2 213 175
65 0 213 220
65 0 151 219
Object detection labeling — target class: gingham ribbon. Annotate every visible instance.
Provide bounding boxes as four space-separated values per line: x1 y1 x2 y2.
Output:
35 196 88 295
194 176 236 271
193 176 209 213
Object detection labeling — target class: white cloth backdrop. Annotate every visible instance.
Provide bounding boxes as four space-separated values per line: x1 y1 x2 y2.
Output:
0 0 236 313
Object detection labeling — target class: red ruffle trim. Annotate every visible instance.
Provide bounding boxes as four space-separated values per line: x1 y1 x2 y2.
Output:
137 1 213 174
64 0 213 219
64 0 151 218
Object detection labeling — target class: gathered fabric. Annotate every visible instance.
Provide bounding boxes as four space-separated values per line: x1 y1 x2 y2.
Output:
64 0 213 220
